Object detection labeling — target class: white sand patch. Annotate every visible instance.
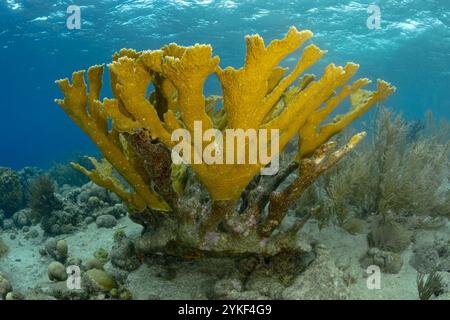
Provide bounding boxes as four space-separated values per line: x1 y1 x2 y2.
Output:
0 226 48 293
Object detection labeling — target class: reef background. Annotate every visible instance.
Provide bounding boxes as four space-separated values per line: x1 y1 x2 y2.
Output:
0 0 449 168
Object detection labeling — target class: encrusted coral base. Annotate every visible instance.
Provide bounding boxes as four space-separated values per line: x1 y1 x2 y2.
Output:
132 207 313 258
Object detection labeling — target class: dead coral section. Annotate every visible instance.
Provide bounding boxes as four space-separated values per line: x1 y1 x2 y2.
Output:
298 108 450 229
55 27 394 257
359 248 403 274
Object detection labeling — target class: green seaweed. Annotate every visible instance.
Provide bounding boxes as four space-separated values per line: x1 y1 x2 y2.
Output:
417 272 444 300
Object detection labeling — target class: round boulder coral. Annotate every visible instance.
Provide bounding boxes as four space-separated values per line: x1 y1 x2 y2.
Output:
12 209 32 228
96 215 117 228
48 261 68 282
82 269 116 293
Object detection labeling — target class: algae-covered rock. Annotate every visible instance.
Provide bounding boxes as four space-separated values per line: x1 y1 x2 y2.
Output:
86 196 105 212
84 258 104 271
110 235 141 271
94 248 109 264
0 167 23 217
38 281 88 300
24 228 40 240
77 183 120 206
281 245 350 300
84 216 95 225
212 278 268 299
56 239 68 261
360 248 403 274
236 251 309 299
12 208 32 228
2 219 13 230
110 287 133 300
98 204 127 219
48 261 68 282
65 256 83 268
213 278 243 299
96 214 117 228
44 238 68 263
82 269 117 293
227 290 270 300
41 210 77 236
244 273 285 299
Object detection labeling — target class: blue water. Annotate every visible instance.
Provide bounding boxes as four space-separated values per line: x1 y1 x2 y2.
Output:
0 0 449 169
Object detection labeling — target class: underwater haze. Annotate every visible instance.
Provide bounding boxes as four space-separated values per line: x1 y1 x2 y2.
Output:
0 0 449 169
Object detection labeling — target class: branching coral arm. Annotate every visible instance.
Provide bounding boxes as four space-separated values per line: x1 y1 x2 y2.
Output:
259 132 367 237
72 158 147 211
107 57 174 146
217 27 314 129
55 67 170 211
159 45 218 133
298 79 396 158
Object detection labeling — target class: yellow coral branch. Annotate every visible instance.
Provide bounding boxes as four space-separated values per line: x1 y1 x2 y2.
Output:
298 79 396 158
71 158 146 211
217 27 314 129
56 27 395 204
55 67 170 211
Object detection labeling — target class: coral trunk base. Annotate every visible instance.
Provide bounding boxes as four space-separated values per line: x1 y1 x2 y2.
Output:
131 208 312 259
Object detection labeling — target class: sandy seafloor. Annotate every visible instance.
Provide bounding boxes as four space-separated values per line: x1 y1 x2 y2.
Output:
1 212 449 300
